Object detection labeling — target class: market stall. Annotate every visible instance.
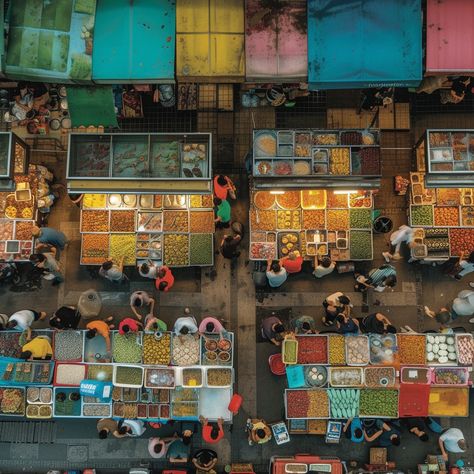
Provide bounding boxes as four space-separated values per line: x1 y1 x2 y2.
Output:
307 0 422 89
245 0 307 81
0 330 235 422
250 129 380 262
176 0 244 82
426 0 474 76
92 0 175 83
280 333 473 422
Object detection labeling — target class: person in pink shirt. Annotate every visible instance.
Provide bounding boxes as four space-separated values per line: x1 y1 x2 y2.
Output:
198 316 226 338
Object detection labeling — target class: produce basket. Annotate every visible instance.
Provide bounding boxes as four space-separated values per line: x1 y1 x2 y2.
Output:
359 389 399 418
400 367 431 385
53 387 82 418
426 334 457 365
431 367 469 386
456 333 474 366
205 368 233 388
364 367 396 388
113 365 144 388
285 388 330 420
201 334 233 366
144 368 176 389
0 387 25 416
282 337 298 365
328 388 360 418
369 334 397 365
53 363 87 387
329 367 363 387
345 335 370 366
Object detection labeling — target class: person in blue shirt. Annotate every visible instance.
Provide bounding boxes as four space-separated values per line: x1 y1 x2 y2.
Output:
375 421 401 447
33 226 68 256
343 418 365 443
335 313 360 335
266 259 287 288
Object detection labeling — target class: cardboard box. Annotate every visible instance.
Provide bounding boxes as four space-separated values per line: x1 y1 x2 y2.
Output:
370 447 387 465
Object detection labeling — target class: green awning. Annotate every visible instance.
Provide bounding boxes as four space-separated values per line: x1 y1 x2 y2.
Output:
67 86 118 128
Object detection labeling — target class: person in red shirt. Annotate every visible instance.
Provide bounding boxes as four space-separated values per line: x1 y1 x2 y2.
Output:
213 175 236 201
200 416 224 444
118 317 142 335
280 250 303 274
155 265 175 292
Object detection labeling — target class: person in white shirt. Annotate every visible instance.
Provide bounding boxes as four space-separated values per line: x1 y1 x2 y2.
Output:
137 261 158 279
454 251 474 280
7 310 47 340
130 291 155 321
439 428 467 460
382 225 414 262
121 419 146 437
173 309 199 342
99 258 128 283
313 256 336 278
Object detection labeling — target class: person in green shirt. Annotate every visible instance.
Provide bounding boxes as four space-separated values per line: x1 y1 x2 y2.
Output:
214 198 231 229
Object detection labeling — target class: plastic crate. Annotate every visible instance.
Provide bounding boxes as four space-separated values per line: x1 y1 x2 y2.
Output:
286 365 305 389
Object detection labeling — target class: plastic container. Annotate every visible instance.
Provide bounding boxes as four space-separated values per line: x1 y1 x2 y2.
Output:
400 367 431 385
82 402 112 418
431 367 469 386
369 334 397 365
304 365 328 388
0 387 25 416
329 367 363 387
398 383 430 417
113 365 144 388
286 365 306 389
428 387 469 417
282 338 298 365
205 368 233 388
83 331 113 363
144 367 175 389
77 289 102 319
345 335 370 366
26 404 52 419
181 368 203 388
53 387 82 418
53 363 87 387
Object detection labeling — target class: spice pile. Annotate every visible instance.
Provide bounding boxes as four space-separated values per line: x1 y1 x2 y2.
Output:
328 335 346 365
206 368 232 387
398 335 426 365
297 336 328 364
359 389 398 417
286 389 329 418
183 368 203 386
113 334 142 363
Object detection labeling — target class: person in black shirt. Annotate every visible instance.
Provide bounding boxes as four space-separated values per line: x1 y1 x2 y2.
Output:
358 312 396 334
220 234 242 259
49 306 81 329
401 418 429 442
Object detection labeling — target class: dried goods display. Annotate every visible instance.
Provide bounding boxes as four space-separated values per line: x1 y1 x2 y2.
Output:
329 368 363 387
137 212 162 232
172 335 200 366
328 335 346 365
189 234 213 265
163 211 189 232
151 140 180 178
250 242 276 260
115 366 143 386
164 234 189 266
327 192 348 208
277 210 301 230
183 369 203 387
113 139 148 178
461 206 474 226
54 389 82 417
329 148 350 175
145 368 175 388
456 335 474 365
172 402 198 418
304 366 327 387
250 209 276 230
434 207 459 227
302 210 325 229
81 210 109 233
54 332 83 361
253 191 275 210
328 389 359 418
398 335 426 365
437 188 460 206
364 367 396 387
0 332 22 358
83 404 111 417
327 210 349 230
426 334 457 364
206 368 232 387
87 365 113 382
276 191 300 210
0 388 25 415
113 334 142 364
286 389 329 419
349 209 372 229
341 131 363 145
278 232 299 257
359 148 381 175
428 387 469 417
110 210 136 232
143 333 171 365
55 364 86 386
14 221 34 240
81 234 109 264
433 368 467 385
345 336 369 365
350 230 372 260
359 389 398 417
189 211 214 233
83 194 107 209
349 192 372 208
400 367 430 384
110 234 135 265
297 336 327 364
254 131 277 157
410 205 433 226
301 190 326 209
69 140 111 177
0 219 14 240
369 334 397 364
449 229 474 255
313 133 338 145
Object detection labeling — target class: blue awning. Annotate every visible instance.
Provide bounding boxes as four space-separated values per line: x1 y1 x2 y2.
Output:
92 0 176 83
308 0 422 90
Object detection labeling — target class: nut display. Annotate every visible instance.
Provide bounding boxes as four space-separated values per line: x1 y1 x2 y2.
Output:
0 388 24 415
87 365 113 381
163 211 189 232
83 404 111 417
172 335 200 366
276 191 300 209
457 335 474 365
410 205 433 226
327 192 348 208
345 336 369 365
350 209 372 229
250 209 276 231
190 233 213 265
327 210 349 230
302 210 325 229
286 389 329 418
426 334 457 364
398 334 426 365
350 230 372 260
297 336 328 364
137 212 162 232
0 220 14 240
434 207 459 227
341 131 362 145
277 210 301 229
143 333 171 365
15 221 34 240
55 364 86 385
183 368 203 386
81 234 109 264
81 210 109 232
279 232 299 256
254 191 275 210
328 389 359 418
329 148 350 175
113 334 142 364
115 366 143 385
54 332 83 361
449 229 474 255
364 367 396 387
110 234 136 265
110 210 136 232
433 368 467 385
330 368 363 387
190 211 214 233
164 234 189 266
359 389 398 417
328 335 346 365
206 368 232 386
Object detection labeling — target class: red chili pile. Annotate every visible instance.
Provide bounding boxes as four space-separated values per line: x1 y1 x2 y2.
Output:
286 390 309 418
297 336 328 364
449 229 474 255
360 148 381 175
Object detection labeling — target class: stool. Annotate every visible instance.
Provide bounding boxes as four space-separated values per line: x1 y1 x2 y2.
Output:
228 393 243 414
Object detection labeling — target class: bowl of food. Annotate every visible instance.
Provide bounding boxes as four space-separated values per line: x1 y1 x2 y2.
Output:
205 351 217 362
218 351 231 363
205 340 218 351
217 339 231 351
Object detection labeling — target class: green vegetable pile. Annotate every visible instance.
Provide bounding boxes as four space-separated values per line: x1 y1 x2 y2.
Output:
350 209 372 229
328 389 360 418
115 366 142 386
350 230 372 259
359 389 398 417
411 205 433 226
190 234 213 265
113 334 142 364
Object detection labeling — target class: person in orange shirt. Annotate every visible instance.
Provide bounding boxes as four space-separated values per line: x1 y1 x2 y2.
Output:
213 175 236 201
155 265 174 292
86 317 114 352
199 416 224 444
280 250 303 274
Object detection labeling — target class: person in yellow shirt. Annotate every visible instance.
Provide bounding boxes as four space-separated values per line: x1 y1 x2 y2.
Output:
20 336 53 360
85 317 114 352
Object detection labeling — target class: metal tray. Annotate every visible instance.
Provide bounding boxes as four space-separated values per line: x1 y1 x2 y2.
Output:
277 231 300 258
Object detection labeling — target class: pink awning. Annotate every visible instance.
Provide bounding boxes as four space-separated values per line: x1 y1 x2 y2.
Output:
426 0 474 74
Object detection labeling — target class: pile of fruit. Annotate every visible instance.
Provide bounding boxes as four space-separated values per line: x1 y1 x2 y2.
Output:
81 210 109 232
449 228 474 255
113 334 142 364
350 209 372 229
164 234 189 266
110 234 135 265
411 205 433 226
297 336 327 364
190 211 214 233
398 335 426 365
434 207 459 227
349 230 372 260
81 234 109 264
143 333 171 365
286 389 329 418
189 234 213 265
302 210 325 229
327 210 349 230
359 389 398 417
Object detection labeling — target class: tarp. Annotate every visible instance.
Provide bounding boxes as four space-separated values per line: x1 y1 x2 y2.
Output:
245 0 307 81
6 0 97 83
426 0 474 75
67 86 118 127
308 0 422 90
176 0 245 81
92 0 175 82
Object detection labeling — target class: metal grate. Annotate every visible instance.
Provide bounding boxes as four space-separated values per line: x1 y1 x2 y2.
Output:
0 421 57 443
410 90 474 115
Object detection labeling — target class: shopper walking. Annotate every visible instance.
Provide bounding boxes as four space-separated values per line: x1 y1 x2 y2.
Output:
32 226 68 254
322 292 351 326
99 257 128 284
382 225 414 262
20 335 53 360
213 174 236 200
130 290 155 320
155 265 174 292
220 234 242 259
214 198 231 229
7 310 47 340
358 313 396 334
438 428 467 460
246 418 272 445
